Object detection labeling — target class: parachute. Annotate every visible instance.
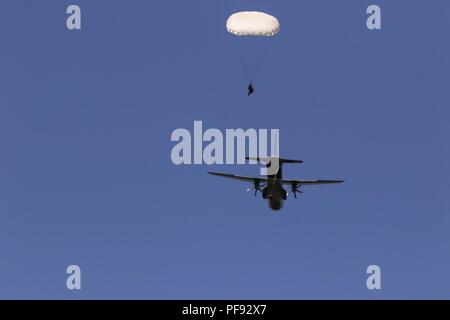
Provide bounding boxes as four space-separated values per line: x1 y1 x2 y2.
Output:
226 11 280 92
226 11 280 37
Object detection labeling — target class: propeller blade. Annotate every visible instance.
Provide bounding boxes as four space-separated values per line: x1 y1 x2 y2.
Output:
247 186 260 197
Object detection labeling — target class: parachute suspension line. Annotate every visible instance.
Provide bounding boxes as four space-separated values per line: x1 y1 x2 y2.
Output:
239 55 252 83
247 47 264 83
237 44 268 85
249 39 273 82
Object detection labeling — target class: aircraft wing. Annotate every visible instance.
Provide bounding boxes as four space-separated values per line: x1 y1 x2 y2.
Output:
282 179 344 186
208 172 265 184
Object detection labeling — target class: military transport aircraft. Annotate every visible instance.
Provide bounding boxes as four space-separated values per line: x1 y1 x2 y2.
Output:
208 157 344 211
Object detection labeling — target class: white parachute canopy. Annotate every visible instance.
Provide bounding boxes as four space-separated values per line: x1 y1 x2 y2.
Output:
226 11 280 37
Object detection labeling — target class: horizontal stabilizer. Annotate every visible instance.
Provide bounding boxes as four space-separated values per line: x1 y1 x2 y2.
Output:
246 157 303 164
282 179 344 186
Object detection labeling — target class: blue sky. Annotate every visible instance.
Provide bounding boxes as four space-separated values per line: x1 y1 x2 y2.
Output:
0 0 449 299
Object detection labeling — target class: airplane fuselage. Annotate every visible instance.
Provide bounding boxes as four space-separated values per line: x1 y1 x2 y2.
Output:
263 166 287 211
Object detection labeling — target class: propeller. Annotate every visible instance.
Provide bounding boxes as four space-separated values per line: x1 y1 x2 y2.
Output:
291 183 303 199
247 181 264 197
